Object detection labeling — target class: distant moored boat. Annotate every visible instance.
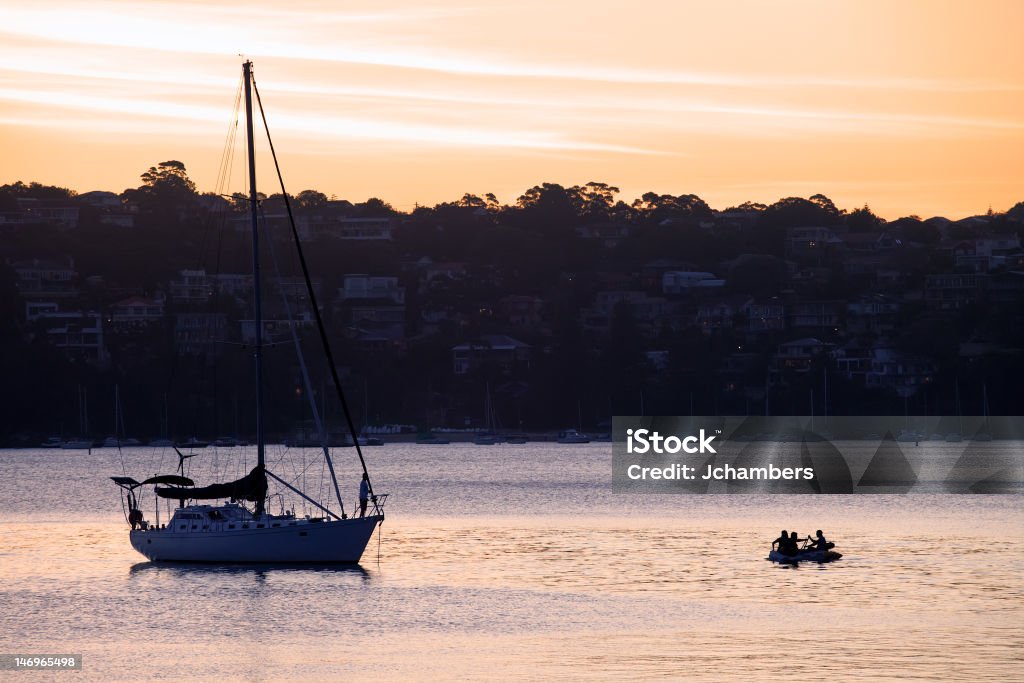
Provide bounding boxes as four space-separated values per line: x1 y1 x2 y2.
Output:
557 429 590 444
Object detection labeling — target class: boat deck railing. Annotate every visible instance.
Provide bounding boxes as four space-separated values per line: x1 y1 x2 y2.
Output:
368 493 388 517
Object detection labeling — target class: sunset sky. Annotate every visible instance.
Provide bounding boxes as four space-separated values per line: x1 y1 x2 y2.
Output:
1 0 1021 218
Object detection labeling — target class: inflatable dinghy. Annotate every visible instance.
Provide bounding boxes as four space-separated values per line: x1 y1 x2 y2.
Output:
768 549 843 564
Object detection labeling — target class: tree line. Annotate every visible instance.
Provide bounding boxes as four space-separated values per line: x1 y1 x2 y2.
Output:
0 163 1022 442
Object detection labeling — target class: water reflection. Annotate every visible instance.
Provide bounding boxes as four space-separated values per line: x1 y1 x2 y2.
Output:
129 561 372 582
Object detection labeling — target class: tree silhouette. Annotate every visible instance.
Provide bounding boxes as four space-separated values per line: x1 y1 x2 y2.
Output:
0 181 76 202
295 190 328 209
762 196 841 228
809 193 842 218
124 160 198 222
576 182 620 221
724 201 767 212
631 192 711 225
354 197 395 216
846 205 883 232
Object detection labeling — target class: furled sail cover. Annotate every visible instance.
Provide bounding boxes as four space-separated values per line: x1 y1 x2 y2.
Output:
155 465 267 502
112 475 194 489
140 475 194 487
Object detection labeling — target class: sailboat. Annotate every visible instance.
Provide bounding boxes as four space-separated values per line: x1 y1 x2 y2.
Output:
473 383 504 445
945 380 963 442
359 381 384 446
111 61 386 563
62 385 94 449
102 385 142 448
974 383 993 441
148 394 175 447
557 400 590 443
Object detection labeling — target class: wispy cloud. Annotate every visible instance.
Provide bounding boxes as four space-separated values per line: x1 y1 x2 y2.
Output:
2 3 1020 93
2 56 1018 142
0 85 661 154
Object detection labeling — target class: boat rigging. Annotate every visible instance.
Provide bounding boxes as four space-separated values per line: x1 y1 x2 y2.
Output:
111 60 387 563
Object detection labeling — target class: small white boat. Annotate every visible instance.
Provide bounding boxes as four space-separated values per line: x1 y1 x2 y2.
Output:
557 429 590 444
148 438 175 447
945 433 962 443
40 436 63 448
61 438 94 449
768 549 842 565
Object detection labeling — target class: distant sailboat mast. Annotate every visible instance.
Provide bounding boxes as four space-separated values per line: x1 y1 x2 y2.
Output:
956 380 962 435
983 382 990 431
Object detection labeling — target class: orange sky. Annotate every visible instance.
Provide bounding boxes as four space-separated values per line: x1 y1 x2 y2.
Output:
0 0 1021 218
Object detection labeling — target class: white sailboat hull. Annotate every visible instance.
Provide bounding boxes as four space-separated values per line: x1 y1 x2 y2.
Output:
129 515 382 563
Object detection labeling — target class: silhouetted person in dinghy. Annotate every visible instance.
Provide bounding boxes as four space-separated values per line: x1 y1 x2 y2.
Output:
772 530 798 556
806 529 835 551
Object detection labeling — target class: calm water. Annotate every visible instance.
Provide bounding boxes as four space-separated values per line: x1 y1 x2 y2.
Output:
0 443 1021 681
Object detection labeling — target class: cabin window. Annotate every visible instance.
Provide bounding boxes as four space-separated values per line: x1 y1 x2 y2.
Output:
299 531 308 537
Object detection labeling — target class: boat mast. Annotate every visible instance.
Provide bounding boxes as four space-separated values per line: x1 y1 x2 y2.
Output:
243 60 266 516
